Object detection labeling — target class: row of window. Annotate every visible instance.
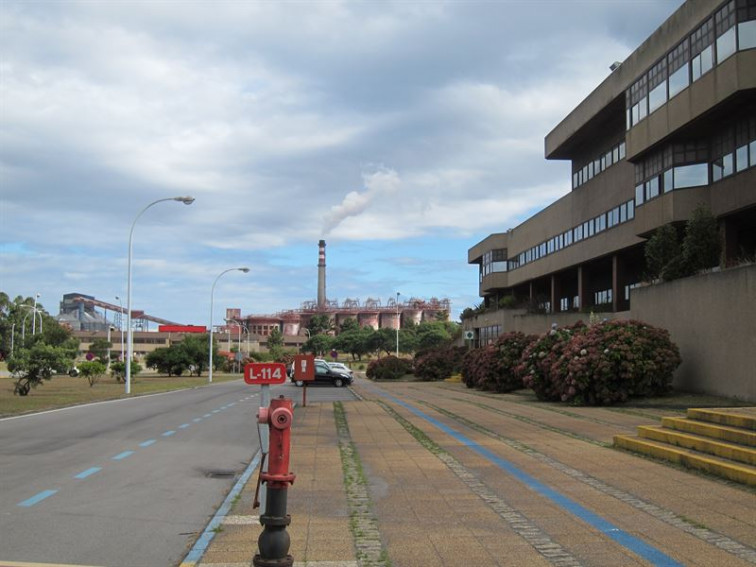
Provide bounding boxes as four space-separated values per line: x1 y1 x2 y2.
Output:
480 197 636 279
478 325 501 346
636 137 756 205
626 0 756 130
482 131 755 279
481 249 507 278
484 130 755 280
572 141 626 190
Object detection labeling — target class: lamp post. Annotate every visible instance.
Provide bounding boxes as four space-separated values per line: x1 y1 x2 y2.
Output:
32 293 40 335
115 296 125 361
19 305 42 342
107 326 114 372
225 318 245 373
395 291 401 357
126 196 195 395
208 267 249 383
10 323 15 356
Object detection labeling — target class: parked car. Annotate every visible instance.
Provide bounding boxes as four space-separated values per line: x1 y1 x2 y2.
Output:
292 359 353 387
327 362 354 377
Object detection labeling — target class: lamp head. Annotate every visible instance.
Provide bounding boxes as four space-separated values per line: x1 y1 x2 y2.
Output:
175 196 195 205
239 267 250 273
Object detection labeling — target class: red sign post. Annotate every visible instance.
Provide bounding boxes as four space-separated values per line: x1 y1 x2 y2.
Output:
244 362 287 385
293 354 315 406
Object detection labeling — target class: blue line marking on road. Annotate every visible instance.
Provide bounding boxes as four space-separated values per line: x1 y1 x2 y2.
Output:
162 430 176 437
228 402 236 407
212 409 220 414
203 413 212 418
181 450 261 566
18 489 58 507
383 393 683 567
112 450 134 460
74 467 102 479
179 423 191 429
193 417 203 422
139 439 156 447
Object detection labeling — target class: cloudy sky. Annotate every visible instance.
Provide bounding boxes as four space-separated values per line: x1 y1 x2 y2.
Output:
1 0 684 326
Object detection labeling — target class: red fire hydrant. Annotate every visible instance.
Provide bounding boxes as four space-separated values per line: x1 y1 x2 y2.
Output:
254 396 296 567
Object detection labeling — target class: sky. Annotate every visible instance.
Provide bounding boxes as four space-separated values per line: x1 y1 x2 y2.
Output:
0 0 685 326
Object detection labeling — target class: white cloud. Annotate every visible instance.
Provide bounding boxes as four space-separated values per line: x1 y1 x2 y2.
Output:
0 0 685 322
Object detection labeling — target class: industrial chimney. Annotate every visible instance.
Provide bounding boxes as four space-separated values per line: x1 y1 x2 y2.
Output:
317 240 326 309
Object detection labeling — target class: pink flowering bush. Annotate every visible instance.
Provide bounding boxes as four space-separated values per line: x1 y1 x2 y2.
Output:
515 321 587 401
414 346 467 381
461 332 537 392
366 355 412 381
552 320 680 405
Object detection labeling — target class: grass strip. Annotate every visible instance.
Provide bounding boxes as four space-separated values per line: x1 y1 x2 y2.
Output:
333 401 391 567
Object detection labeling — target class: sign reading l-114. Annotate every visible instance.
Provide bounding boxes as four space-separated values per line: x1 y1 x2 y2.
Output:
244 362 287 385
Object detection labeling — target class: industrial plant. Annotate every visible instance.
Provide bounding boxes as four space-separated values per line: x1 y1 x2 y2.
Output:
56 240 450 356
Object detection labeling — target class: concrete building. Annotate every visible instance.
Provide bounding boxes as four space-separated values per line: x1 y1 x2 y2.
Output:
467 0 756 400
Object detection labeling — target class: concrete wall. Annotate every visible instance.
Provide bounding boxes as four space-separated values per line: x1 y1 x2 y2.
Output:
630 264 755 402
466 264 756 402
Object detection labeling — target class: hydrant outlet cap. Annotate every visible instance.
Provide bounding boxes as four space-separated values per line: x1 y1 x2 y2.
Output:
270 407 293 430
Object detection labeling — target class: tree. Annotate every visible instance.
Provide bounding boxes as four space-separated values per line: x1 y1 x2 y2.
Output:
308 314 334 335
89 338 113 363
368 328 396 356
644 223 682 281
339 317 360 333
305 333 333 356
176 333 209 376
8 343 74 396
415 321 453 351
266 327 284 359
332 327 373 360
683 205 721 273
78 360 107 387
145 347 191 376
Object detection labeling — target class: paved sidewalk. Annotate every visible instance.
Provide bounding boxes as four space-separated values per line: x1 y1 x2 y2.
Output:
187 378 756 567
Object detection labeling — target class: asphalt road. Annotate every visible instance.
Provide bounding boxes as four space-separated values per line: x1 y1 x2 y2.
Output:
0 379 273 566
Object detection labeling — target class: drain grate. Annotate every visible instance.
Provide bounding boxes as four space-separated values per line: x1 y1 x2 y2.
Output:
205 469 236 479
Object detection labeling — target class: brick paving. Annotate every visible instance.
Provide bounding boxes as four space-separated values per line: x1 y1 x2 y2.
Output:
189 378 756 567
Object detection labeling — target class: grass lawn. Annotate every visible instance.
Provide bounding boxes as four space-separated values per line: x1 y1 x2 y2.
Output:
0 372 242 418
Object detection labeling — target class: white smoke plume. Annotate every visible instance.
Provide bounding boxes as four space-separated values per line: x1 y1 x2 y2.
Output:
322 167 401 235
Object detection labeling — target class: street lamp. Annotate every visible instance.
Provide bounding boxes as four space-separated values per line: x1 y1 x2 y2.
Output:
115 296 125 361
32 293 40 335
126 196 195 394
208 267 249 383
225 318 245 373
395 292 401 357
19 305 42 342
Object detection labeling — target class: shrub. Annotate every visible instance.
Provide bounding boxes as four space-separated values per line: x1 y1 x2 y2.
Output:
515 321 587 401
461 345 498 390
366 356 412 381
460 332 537 392
413 346 467 382
78 360 107 387
552 320 680 405
110 361 142 382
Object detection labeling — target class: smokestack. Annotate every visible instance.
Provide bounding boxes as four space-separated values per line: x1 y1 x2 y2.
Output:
317 240 326 309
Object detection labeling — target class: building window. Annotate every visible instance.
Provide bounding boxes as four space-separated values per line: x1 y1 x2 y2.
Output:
595 289 613 305
736 144 749 171
717 26 738 61
739 20 756 49
715 1 738 63
673 163 709 188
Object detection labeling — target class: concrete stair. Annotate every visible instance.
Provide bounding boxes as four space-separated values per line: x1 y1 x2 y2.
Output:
614 407 756 486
